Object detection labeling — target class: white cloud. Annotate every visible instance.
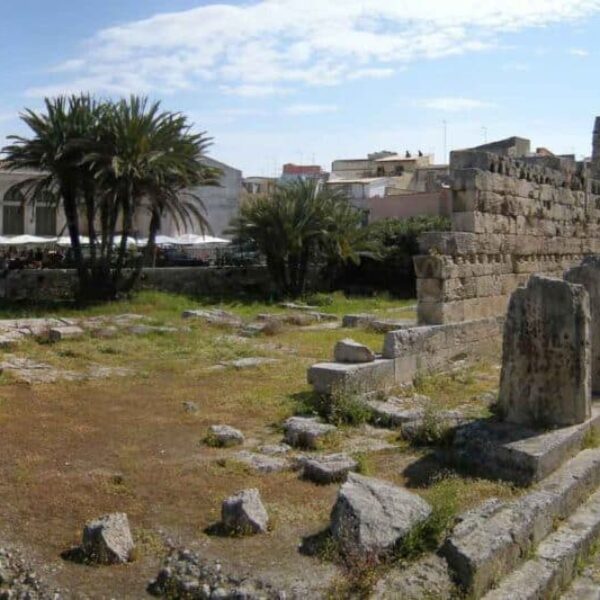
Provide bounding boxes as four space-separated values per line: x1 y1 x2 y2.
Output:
25 0 600 97
283 103 338 115
569 47 590 57
418 97 497 112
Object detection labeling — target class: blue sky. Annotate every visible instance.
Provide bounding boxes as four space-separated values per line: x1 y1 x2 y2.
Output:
2 0 600 176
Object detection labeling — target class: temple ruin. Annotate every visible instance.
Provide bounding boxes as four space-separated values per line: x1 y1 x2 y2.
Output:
415 126 600 324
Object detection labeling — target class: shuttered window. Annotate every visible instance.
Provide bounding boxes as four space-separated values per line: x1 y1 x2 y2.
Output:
35 206 56 236
3 205 24 235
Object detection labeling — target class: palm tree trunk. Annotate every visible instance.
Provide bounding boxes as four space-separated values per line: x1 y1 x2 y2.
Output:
61 185 89 299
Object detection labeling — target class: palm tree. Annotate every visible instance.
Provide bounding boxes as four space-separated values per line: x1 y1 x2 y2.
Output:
2 95 220 301
230 179 365 297
2 95 101 289
84 96 220 295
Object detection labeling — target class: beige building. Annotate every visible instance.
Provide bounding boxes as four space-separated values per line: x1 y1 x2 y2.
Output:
328 151 450 221
0 156 242 239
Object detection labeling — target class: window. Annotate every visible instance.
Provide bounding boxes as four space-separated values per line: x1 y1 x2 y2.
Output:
3 205 24 235
35 206 57 236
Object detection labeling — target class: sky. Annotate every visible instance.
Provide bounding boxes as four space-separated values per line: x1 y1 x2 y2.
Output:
2 0 600 176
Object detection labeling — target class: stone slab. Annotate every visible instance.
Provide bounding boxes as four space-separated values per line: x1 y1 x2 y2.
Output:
566 256 600 394
443 448 600 598
499 275 591 427
483 488 600 600
307 359 395 395
450 404 600 485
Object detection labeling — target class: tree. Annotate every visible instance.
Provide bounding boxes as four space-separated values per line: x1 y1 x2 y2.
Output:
1 95 219 301
229 179 366 297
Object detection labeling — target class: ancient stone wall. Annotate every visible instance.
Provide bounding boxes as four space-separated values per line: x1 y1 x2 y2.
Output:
414 148 600 324
0 266 273 302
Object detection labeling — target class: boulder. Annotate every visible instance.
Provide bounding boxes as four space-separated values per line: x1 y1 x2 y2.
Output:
302 453 358 484
330 473 431 556
234 451 289 473
334 339 376 363
206 425 244 447
82 513 135 564
283 417 336 449
221 489 269 535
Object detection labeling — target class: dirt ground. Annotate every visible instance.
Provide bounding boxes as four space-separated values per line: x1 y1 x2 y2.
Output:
0 292 513 598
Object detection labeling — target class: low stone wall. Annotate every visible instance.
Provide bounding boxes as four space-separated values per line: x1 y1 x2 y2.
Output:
382 316 503 375
0 266 272 302
308 316 503 394
138 266 273 297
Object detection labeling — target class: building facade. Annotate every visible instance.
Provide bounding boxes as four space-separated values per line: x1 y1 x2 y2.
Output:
0 156 242 239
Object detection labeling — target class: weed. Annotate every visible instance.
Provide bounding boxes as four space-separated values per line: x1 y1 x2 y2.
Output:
329 387 372 427
404 407 454 447
583 427 600 450
353 452 373 475
292 385 371 427
131 528 166 559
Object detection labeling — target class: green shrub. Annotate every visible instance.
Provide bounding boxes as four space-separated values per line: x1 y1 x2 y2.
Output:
328 386 372 426
304 292 334 306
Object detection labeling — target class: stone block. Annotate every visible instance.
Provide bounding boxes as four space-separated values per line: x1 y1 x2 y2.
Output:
565 255 600 393
330 473 431 557
333 338 375 363
307 359 395 395
282 417 336 449
82 513 134 564
450 404 600 485
221 489 268 535
48 325 85 342
301 453 358 484
498 275 591 427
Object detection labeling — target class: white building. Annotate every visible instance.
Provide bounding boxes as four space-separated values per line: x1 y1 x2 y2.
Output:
0 156 242 239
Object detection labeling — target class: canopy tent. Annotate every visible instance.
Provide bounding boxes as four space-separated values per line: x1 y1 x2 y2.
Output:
0 235 58 245
174 233 230 245
56 236 90 247
0 233 231 247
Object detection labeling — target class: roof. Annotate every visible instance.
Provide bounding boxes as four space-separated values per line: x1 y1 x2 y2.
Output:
328 177 390 185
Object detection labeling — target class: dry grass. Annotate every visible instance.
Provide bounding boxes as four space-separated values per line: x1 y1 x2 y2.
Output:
0 291 509 597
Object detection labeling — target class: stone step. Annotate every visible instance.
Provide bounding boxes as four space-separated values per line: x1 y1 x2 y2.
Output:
482 487 600 600
441 448 600 598
561 573 600 600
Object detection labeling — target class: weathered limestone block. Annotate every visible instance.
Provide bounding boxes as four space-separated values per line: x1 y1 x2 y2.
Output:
565 256 600 393
333 338 375 363
206 425 245 447
302 453 358 484
307 359 395 395
82 513 135 564
498 275 591 427
330 473 431 557
221 489 268 534
283 417 336 449
48 325 85 342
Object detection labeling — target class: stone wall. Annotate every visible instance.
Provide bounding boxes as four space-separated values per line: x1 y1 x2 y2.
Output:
308 316 503 394
414 144 600 324
0 266 272 302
